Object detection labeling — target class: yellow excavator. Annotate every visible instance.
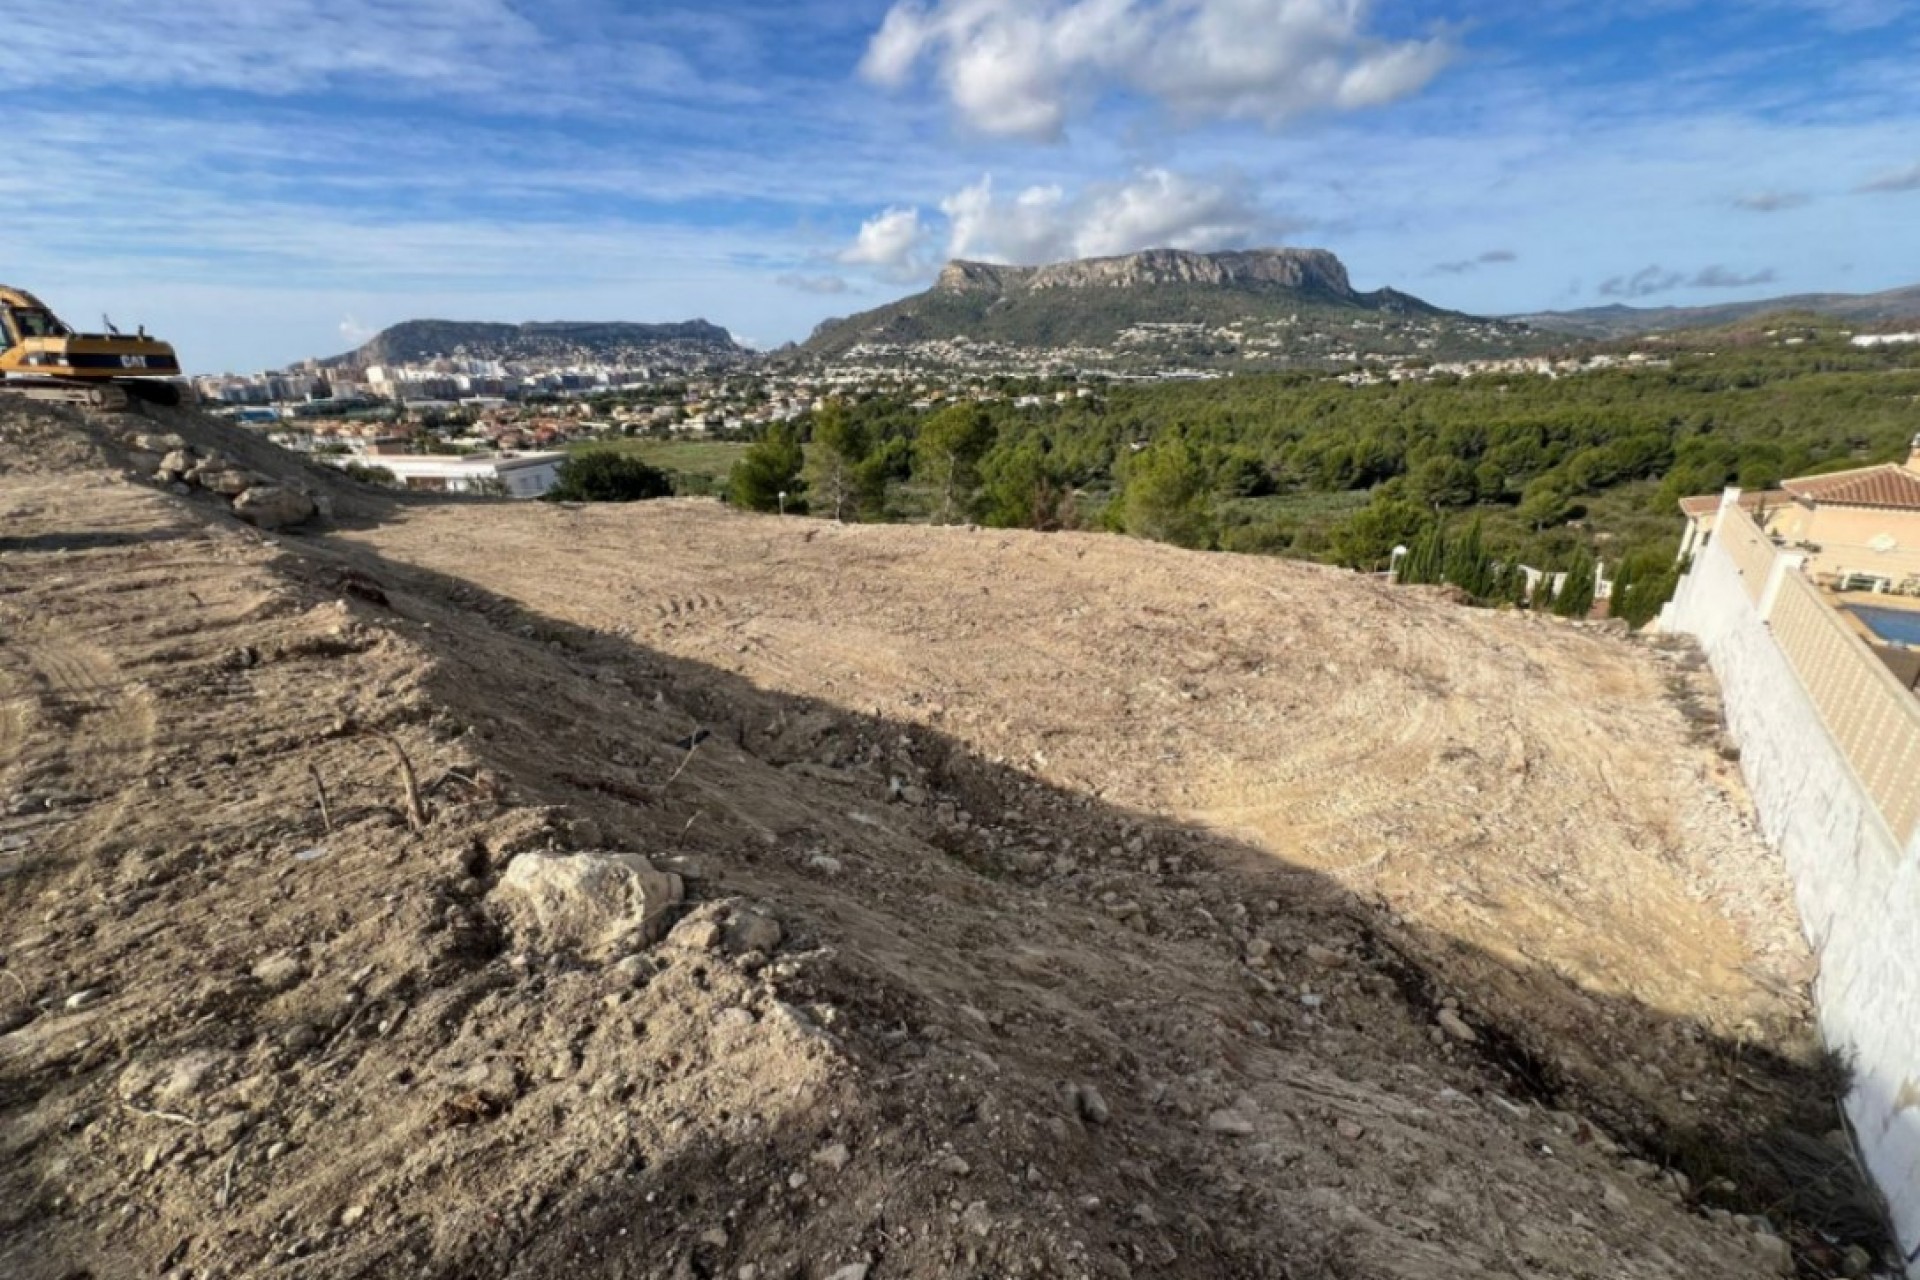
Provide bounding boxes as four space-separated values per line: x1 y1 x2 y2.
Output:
0 285 186 410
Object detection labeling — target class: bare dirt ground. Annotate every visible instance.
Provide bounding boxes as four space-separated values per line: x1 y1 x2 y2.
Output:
0 399 1888 1280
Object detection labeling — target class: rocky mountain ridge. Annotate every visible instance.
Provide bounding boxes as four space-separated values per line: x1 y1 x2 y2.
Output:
804 246 1535 369
1511 282 1920 340
934 247 1366 297
323 318 747 370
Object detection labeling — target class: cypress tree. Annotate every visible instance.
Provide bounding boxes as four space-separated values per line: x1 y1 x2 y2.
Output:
1555 550 1598 618
1444 516 1493 599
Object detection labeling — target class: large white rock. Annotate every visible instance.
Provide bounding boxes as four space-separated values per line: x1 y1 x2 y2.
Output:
232 485 316 530
494 852 684 959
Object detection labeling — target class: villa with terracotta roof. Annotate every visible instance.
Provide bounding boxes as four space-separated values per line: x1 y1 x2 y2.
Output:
1678 437 1920 592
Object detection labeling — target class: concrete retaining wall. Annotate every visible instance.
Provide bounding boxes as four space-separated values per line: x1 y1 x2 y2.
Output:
1665 523 1920 1272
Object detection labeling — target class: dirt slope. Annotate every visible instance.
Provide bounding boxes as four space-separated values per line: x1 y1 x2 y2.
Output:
0 399 1884 1279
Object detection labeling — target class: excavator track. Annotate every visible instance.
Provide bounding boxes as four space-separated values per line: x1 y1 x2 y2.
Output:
0 377 184 412
0 377 133 412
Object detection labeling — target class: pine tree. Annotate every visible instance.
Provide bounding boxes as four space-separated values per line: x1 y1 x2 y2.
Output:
1121 440 1214 549
914 404 996 524
804 400 879 522
726 425 804 513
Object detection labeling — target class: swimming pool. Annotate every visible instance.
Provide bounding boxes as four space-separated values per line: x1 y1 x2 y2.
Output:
1848 604 1920 647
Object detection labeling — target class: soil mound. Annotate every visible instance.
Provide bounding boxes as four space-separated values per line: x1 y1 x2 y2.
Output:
0 397 1889 1279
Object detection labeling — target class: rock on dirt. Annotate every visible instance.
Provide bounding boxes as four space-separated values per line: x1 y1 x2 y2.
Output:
723 908 783 955
232 485 316 530
493 852 685 959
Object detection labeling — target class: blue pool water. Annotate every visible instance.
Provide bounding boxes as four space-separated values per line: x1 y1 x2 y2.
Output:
1848 605 1920 647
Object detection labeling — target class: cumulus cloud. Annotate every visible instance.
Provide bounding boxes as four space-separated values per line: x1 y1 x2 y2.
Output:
861 0 1451 139
1734 190 1809 212
942 169 1285 263
338 315 375 344
1599 264 1777 298
1433 248 1517 274
837 206 936 281
835 169 1288 284
775 273 853 295
1857 163 1920 194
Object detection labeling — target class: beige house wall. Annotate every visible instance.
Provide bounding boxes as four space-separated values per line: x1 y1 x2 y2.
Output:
1774 504 1920 586
1685 501 1920 589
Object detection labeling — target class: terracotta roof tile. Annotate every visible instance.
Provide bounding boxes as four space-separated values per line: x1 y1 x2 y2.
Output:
1677 489 1790 518
1782 465 1920 511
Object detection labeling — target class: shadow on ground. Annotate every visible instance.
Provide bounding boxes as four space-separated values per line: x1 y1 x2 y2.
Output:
0 466 1895 1279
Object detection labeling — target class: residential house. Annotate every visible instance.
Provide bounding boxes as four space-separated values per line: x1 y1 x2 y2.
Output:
1678 437 1920 592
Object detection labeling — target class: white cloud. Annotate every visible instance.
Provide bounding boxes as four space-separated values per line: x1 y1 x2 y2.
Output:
838 206 935 280
1857 163 1920 194
833 169 1286 281
775 273 854 295
1733 190 1810 212
941 169 1284 263
861 0 1451 139
338 315 375 344
0 0 698 103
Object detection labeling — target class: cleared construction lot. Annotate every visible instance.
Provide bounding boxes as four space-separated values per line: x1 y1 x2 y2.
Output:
0 400 1880 1279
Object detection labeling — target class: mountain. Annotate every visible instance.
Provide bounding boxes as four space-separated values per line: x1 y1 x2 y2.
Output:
322 318 748 370
800 247 1548 370
1514 282 1920 340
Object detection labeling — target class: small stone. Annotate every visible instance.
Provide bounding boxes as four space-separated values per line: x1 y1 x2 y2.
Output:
1074 1084 1111 1126
1751 1232 1792 1274
267 1142 291 1161
714 1007 755 1034
667 916 724 951
1206 1109 1256 1136
251 953 307 993
824 1266 869 1280
1601 1183 1631 1213
960 1200 992 1237
1841 1245 1873 1277
700 1227 729 1249
724 910 783 956
1305 944 1348 968
1335 1119 1365 1141
936 1153 971 1176
202 1112 250 1154
156 1053 220 1105
64 989 102 1011
1435 1009 1477 1043
787 1171 808 1190
340 1205 367 1227
813 1142 852 1172
203 469 254 496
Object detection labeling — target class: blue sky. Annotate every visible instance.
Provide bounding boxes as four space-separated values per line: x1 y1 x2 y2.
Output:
5 0 1918 372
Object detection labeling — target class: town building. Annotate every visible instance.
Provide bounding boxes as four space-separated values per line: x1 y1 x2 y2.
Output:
327 451 565 499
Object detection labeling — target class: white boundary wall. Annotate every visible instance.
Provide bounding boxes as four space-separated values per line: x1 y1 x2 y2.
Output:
1664 496 1920 1273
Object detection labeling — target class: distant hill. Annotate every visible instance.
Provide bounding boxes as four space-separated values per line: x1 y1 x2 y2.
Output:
1514 282 1920 340
800 248 1549 369
322 318 748 370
